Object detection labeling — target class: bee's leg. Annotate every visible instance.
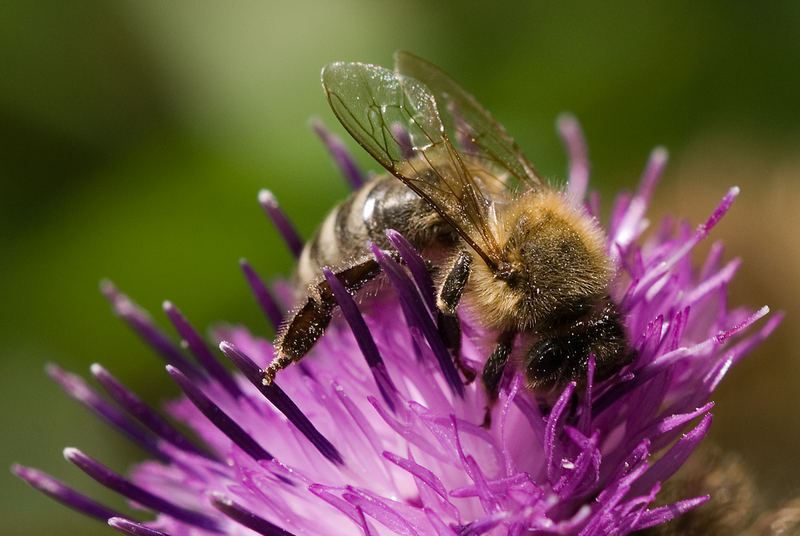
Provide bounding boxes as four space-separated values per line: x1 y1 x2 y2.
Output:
435 251 475 382
264 258 382 385
481 331 516 428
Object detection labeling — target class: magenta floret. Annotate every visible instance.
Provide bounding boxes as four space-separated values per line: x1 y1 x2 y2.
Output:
12 118 776 536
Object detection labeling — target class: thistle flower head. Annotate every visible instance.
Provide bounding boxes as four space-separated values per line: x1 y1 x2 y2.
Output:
12 115 778 536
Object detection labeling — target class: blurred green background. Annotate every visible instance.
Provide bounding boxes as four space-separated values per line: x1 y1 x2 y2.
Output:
3 1 799 534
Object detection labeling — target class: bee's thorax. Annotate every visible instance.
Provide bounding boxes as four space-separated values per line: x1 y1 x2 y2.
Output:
466 190 613 332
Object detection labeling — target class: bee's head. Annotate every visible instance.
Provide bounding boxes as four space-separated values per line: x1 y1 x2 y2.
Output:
494 261 521 286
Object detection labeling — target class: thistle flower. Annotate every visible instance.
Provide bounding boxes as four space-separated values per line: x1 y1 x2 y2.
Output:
12 115 778 536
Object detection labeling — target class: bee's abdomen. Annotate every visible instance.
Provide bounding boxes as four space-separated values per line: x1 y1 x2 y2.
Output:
295 174 455 289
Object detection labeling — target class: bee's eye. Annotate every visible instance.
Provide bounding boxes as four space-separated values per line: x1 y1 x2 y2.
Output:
495 262 520 287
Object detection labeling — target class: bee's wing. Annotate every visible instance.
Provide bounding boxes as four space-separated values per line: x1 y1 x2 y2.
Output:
322 61 502 269
394 51 544 192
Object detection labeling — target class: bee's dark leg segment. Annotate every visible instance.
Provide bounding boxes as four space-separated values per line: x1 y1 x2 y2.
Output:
481 331 516 428
265 299 333 385
436 251 474 381
265 258 382 385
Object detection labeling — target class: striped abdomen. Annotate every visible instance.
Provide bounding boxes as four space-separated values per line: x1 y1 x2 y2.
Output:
294 174 458 291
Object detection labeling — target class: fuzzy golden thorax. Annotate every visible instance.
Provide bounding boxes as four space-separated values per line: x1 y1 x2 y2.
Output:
466 190 613 332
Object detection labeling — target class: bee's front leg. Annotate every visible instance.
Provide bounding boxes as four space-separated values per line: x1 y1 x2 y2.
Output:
481 331 516 428
436 250 476 382
265 257 382 385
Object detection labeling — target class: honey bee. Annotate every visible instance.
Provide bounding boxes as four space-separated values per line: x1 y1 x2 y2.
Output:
264 52 630 409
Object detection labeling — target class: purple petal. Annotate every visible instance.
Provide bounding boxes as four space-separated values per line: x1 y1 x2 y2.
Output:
101 281 203 380
424 508 459 536
163 300 244 399
258 189 304 258
209 492 296 536
239 259 285 332
457 512 508 536
219 342 344 465
12 464 122 521
629 187 739 303
63 447 220 532
324 268 398 410
371 245 463 396
46 363 165 461
545 382 576 483
557 113 589 203
628 414 712 498
385 229 437 313
613 147 668 248
642 402 715 452
166 365 274 463
91 363 216 461
108 517 172 536
343 488 422 536
311 119 366 189
633 495 709 530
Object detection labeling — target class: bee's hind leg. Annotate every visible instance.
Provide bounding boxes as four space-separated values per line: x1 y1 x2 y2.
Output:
264 258 382 385
435 251 476 382
481 331 516 428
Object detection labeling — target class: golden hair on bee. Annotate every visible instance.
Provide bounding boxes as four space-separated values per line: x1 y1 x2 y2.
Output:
465 188 613 333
